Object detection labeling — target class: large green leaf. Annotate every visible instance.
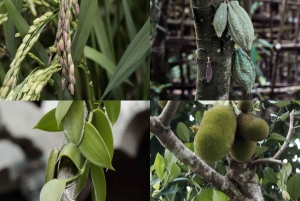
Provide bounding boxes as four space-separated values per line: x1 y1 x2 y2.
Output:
91 109 114 158
197 189 213 201
90 164 106 201
154 153 165 180
33 108 63 132
176 122 189 143
40 179 66 201
104 101 121 125
61 101 85 145
3 0 48 63
78 122 113 169
72 0 98 65
84 46 116 74
101 18 150 99
57 143 82 171
263 167 277 183
44 148 60 184
122 0 136 41
213 190 228 201
287 174 300 200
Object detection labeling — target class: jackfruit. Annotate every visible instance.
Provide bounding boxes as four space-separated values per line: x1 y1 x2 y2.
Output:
237 113 269 141
194 105 237 163
237 101 254 113
229 132 256 163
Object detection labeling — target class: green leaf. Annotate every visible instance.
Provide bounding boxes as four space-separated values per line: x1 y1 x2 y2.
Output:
154 153 165 180
264 167 277 183
269 101 290 108
44 148 59 184
40 179 66 201
55 101 73 127
72 0 98 65
268 133 287 142
176 122 189 143
3 0 48 63
213 190 228 201
90 163 106 201
278 111 289 121
61 101 85 145
255 146 268 155
104 101 121 125
57 143 82 171
78 122 113 170
287 174 300 200
169 163 181 180
164 149 178 171
197 189 214 201
195 111 202 126
91 109 114 158
33 108 63 132
101 18 150 99
84 46 116 74
76 162 90 197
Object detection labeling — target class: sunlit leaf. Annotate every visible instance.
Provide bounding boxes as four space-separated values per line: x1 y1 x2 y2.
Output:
90 163 106 201
33 108 63 132
40 179 66 201
104 101 121 125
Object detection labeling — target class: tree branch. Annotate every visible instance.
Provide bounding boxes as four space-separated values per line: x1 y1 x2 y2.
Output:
251 158 283 166
273 109 294 159
150 104 253 201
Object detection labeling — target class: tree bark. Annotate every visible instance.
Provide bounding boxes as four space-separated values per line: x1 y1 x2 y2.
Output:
191 0 234 100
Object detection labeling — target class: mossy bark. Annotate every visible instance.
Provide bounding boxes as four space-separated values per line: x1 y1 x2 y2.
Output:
191 0 234 100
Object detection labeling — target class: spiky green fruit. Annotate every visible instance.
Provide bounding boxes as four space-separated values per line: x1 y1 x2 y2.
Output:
237 101 254 113
237 113 269 141
229 132 256 163
194 105 237 163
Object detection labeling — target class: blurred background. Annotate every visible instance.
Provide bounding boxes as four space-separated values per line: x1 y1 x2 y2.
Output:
0 101 149 201
151 0 300 100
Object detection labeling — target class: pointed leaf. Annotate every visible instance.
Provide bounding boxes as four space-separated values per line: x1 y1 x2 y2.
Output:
90 163 106 201
104 101 121 125
45 148 60 184
213 190 228 201
40 179 66 201
268 133 288 142
55 101 73 127
76 162 90 196
169 163 181 180
57 143 82 171
78 122 113 169
33 108 63 132
61 101 85 145
91 109 114 158
197 189 213 201
101 18 150 99
287 174 300 200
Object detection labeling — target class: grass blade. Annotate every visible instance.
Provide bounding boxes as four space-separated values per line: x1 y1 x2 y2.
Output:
123 0 136 41
71 0 98 65
101 18 150 99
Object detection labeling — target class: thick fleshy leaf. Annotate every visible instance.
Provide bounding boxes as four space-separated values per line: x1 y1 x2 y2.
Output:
45 148 60 184
90 163 106 201
76 162 90 197
92 109 114 158
57 143 82 171
55 101 73 127
78 122 113 169
40 179 66 201
33 108 63 132
61 101 85 145
104 101 121 125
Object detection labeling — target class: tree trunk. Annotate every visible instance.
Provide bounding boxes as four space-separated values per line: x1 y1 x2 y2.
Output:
191 0 234 100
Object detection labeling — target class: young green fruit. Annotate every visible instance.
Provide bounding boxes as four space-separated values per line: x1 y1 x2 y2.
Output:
237 113 269 141
229 132 256 163
237 101 254 113
194 105 237 163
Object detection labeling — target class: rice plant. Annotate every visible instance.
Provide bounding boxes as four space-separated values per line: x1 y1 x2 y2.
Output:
0 0 150 100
